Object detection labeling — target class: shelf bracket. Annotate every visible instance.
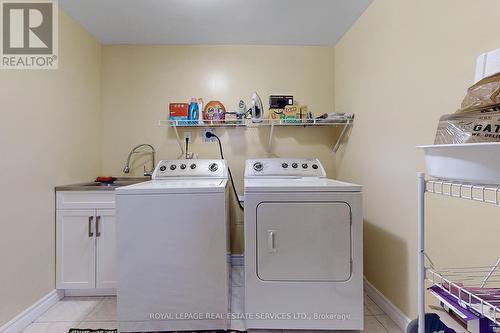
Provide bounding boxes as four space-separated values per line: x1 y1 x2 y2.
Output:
171 124 185 156
481 258 500 288
267 121 275 153
333 122 350 152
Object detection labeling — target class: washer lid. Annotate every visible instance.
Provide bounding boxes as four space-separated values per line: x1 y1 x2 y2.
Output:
116 179 228 195
245 178 361 192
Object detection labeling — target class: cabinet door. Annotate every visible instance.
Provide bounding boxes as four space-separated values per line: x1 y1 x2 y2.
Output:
56 209 96 289
96 209 117 289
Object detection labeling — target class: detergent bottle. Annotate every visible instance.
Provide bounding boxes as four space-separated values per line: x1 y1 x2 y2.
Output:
188 97 199 124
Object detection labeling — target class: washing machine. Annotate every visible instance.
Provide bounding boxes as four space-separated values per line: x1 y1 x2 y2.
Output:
244 158 363 330
116 159 230 333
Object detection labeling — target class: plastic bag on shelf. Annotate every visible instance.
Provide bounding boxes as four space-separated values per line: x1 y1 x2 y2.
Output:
435 110 500 144
435 73 500 144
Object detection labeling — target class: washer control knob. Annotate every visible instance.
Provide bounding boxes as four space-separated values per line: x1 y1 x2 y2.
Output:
180 164 187 170
209 163 219 172
190 163 197 170
302 163 308 169
282 163 288 168
312 164 319 170
253 162 264 172
292 163 298 169
170 164 177 170
160 165 166 171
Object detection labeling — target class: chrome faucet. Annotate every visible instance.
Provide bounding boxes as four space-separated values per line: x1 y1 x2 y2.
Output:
123 144 156 177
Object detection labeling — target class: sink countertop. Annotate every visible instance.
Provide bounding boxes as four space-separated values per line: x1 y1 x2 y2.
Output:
55 177 149 191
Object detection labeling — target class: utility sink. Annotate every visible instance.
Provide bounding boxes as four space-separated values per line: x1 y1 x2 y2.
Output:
55 177 149 191
82 179 145 187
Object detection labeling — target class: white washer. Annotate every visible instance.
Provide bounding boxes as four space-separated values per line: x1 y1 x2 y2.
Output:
116 159 230 333
244 158 363 330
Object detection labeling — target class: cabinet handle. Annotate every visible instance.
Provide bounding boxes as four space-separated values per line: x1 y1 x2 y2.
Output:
268 230 276 252
88 216 94 237
96 216 101 237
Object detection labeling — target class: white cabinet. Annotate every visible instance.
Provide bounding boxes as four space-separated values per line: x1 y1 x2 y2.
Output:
56 209 96 289
96 209 117 289
56 191 117 291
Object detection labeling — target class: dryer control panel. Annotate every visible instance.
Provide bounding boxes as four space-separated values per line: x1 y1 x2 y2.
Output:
152 159 227 179
244 158 326 178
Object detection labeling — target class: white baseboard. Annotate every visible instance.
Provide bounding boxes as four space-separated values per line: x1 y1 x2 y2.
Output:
364 277 411 332
64 288 116 297
0 289 64 333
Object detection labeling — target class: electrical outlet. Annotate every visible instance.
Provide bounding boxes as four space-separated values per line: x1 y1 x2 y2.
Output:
202 128 216 143
183 131 192 142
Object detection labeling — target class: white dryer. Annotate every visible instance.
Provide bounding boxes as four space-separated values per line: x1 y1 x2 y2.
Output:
244 158 363 330
116 159 230 333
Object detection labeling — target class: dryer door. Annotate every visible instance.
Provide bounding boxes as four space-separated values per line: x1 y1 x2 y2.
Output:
256 201 351 282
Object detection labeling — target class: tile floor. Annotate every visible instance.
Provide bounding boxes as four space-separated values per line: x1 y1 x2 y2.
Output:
21 267 404 333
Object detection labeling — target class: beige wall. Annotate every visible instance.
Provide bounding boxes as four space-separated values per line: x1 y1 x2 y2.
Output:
0 11 101 325
100 45 337 253
10 1 500 325
334 0 500 318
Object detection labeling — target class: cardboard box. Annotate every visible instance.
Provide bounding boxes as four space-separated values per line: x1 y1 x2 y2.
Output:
269 105 304 122
169 103 189 123
282 105 301 123
269 108 284 120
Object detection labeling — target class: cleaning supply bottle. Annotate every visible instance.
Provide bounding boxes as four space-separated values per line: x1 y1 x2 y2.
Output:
188 97 199 124
197 98 204 124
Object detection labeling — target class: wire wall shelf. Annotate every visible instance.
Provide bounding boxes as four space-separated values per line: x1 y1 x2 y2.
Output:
159 116 354 153
158 117 354 128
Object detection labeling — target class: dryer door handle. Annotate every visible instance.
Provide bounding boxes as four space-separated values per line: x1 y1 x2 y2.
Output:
267 230 276 253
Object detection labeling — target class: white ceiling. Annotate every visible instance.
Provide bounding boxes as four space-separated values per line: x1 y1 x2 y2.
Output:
59 0 372 45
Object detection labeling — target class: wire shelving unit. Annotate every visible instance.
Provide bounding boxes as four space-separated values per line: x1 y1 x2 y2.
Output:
417 174 500 333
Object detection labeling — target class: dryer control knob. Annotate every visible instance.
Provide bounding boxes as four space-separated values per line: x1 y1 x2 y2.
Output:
170 164 177 170
190 163 197 169
302 163 308 169
209 163 218 172
312 164 319 170
282 163 288 168
292 163 298 168
253 162 263 172
180 164 187 170
160 165 166 171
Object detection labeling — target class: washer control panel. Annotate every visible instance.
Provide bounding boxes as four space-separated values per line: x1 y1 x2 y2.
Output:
245 158 326 178
152 159 227 179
